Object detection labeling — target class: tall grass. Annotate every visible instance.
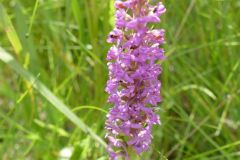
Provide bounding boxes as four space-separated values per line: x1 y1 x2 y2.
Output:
0 0 240 159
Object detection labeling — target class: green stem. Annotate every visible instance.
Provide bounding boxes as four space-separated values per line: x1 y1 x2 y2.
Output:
128 147 140 160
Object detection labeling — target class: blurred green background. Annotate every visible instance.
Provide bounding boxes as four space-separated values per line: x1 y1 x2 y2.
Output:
0 0 240 159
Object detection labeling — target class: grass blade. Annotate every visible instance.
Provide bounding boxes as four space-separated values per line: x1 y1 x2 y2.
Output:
0 5 22 56
0 47 107 148
26 0 40 37
72 105 108 114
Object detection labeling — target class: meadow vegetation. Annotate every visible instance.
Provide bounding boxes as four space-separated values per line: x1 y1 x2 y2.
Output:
0 0 240 159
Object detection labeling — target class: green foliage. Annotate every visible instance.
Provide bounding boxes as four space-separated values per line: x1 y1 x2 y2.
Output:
0 0 240 159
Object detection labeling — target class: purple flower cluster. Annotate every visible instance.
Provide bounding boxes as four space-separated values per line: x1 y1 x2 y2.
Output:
105 0 166 159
